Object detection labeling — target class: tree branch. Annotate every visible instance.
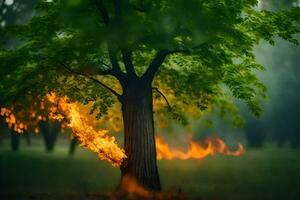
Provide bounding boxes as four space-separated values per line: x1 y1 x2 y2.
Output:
94 0 109 25
112 0 138 79
141 50 170 83
108 49 122 73
99 61 112 69
93 0 126 84
152 87 172 111
113 0 136 77
121 49 137 78
142 41 212 83
60 63 121 98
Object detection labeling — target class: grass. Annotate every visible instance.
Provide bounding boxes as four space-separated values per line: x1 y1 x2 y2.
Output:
1 140 300 200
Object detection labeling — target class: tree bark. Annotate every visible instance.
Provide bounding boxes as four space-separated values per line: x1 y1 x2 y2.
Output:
120 82 161 190
10 130 19 151
24 131 31 146
39 121 60 152
69 138 78 155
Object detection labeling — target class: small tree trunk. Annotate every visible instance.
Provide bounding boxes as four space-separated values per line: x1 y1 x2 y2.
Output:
40 121 52 152
39 121 60 152
10 130 19 151
24 131 31 146
49 122 60 150
69 138 78 155
120 83 161 190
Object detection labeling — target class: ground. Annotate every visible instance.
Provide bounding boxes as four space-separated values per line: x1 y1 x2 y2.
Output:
0 139 300 200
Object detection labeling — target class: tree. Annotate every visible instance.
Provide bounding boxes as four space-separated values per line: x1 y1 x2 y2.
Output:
0 0 299 190
39 121 61 152
69 137 79 155
0 96 62 152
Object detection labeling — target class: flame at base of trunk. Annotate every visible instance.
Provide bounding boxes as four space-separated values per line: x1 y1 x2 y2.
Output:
111 175 185 200
156 136 244 160
120 175 150 197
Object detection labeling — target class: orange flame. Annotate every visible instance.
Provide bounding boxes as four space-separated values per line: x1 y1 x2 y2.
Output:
46 92 126 167
115 175 184 199
120 175 150 197
0 107 28 133
1 92 245 167
46 92 244 165
156 136 244 160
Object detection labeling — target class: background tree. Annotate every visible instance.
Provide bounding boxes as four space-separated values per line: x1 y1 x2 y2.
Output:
0 0 299 190
69 137 78 155
0 0 37 151
0 95 62 152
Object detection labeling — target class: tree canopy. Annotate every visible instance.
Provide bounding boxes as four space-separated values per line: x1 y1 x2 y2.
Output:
0 0 299 125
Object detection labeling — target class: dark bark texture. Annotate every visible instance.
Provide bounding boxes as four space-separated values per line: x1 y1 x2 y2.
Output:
39 121 60 152
120 82 161 190
69 138 78 155
24 131 31 146
10 130 19 151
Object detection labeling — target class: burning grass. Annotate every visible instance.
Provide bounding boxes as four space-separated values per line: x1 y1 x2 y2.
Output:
156 136 244 160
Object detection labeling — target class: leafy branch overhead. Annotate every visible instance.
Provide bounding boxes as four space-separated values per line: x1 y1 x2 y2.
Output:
0 0 299 120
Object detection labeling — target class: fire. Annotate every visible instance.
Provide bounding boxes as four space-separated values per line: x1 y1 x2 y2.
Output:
0 107 28 133
156 136 244 160
114 175 185 199
1 91 245 167
119 175 150 197
46 92 244 165
46 92 126 167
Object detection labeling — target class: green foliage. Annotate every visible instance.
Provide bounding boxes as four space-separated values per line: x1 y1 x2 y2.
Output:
0 0 299 124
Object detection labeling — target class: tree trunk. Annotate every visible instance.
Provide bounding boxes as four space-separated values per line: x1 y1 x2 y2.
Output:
120 83 161 190
10 130 19 151
39 121 60 152
24 131 31 146
69 138 78 155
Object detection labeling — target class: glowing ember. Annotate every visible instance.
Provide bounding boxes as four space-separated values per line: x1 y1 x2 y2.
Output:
120 175 150 197
46 92 126 167
156 136 244 160
115 175 185 199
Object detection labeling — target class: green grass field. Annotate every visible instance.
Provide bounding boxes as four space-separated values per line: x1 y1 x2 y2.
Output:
1 141 300 200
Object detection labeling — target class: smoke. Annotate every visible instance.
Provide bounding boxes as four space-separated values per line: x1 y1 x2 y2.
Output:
244 39 300 147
